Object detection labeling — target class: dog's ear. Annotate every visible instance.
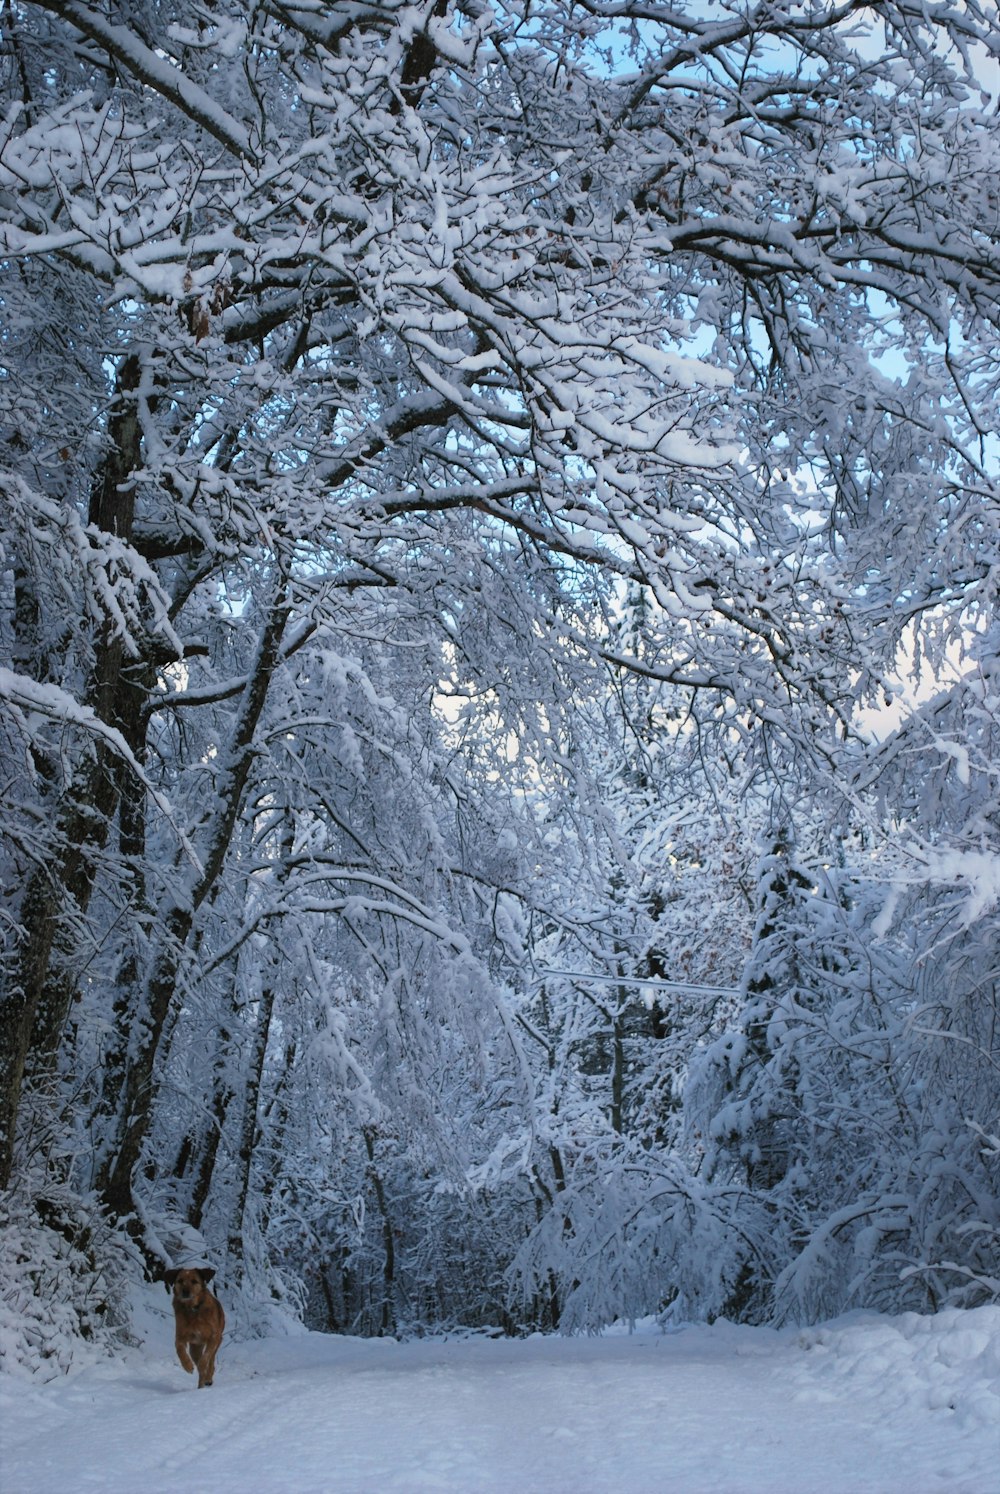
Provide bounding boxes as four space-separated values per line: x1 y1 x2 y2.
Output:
164 1268 179 1291
200 1267 216 1284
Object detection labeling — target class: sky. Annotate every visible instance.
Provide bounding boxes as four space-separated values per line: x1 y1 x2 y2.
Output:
2 1286 998 1494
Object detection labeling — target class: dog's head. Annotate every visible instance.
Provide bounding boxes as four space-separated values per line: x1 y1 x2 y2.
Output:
164 1266 215 1306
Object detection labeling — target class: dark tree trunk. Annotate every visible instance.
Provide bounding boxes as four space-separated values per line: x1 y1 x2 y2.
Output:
188 1023 235 1233
99 588 290 1222
363 1125 397 1336
0 355 144 1190
227 983 276 1267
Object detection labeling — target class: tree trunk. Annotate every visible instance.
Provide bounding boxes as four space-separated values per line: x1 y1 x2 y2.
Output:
0 355 143 1190
363 1125 397 1336
99 587 290 1221
188 1022 235 1232
227 984 276 1268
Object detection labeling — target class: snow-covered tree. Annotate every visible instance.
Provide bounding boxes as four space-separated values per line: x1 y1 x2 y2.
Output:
1 0 998 1334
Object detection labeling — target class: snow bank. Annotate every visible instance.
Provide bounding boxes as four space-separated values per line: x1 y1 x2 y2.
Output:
794 1305 1000 1432
0 1184 132 1383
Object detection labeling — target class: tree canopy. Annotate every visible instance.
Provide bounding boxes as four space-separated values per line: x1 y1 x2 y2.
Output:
1 0 998 1336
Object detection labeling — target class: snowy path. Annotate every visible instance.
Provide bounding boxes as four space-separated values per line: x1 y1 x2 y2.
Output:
2 1298 998 1493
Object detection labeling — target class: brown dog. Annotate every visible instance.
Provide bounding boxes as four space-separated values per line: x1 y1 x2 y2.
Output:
164 1267 224 1388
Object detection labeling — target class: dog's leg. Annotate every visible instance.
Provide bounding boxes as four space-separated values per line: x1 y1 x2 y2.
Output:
189 1340 210 1388
176 1336 195 1374
199 1346 216 1388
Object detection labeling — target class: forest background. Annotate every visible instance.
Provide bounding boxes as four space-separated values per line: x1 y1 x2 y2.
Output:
1 0 998 1361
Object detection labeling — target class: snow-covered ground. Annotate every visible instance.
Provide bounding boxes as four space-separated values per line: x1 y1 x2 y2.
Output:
2 1292 998 1493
